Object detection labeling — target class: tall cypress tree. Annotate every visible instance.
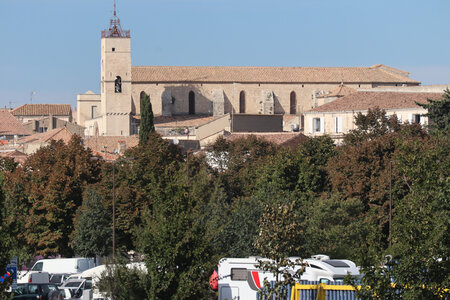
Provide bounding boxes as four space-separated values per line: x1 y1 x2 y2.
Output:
139 91 155 144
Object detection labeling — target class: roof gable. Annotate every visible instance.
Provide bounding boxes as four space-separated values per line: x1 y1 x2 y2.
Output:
19 127 73 144
0 111 31 136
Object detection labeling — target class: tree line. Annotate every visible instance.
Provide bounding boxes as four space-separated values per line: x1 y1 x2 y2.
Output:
0 91 448 299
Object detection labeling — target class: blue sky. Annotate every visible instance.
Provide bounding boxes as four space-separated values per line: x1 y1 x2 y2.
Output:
1 0 449 108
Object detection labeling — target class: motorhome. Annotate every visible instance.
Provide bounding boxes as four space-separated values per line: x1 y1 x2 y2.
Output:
216 255 360 300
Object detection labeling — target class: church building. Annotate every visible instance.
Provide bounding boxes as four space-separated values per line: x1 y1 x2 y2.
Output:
77 6 420 137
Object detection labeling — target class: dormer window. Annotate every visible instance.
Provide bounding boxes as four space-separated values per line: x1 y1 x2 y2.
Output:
115 76 122 93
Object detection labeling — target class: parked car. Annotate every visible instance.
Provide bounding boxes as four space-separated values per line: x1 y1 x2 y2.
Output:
59 279 92 299
12 283 63 300
49 273 71 286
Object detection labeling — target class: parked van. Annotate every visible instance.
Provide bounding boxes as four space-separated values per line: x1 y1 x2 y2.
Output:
31 258 94 274
216 255 360 300
18 258 94 283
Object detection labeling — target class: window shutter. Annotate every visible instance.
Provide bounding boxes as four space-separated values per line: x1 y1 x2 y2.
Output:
320 117 325 133
309 117 313 134
397 114 402 123
408 114 413 123
338 116 343 133
420 116 426 126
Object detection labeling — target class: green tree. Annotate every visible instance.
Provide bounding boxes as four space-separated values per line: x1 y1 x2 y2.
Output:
72 186 112 258
139 91 155 145
0 158 17 297
355 134 450 299
210 135 280 200
344 107 401 145
416 88 450 133
303 194 368 259
292 136 336 194
254 197 304 300
107 132 182 251
138 165 216 299
96 261 150 300
3 135 102 257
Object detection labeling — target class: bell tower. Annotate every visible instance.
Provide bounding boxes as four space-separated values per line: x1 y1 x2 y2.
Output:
100 1 132 136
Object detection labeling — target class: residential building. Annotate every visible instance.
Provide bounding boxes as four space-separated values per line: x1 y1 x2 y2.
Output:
0 110 31 142
304 91 443 142
11 104 73 123
23 116 85 136
17 127 74 155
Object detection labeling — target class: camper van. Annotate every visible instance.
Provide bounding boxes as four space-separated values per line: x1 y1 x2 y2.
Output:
18 258 94 283
216 255 360 300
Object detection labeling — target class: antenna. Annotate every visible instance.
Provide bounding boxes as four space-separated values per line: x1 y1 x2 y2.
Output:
30 91 36 104
114 0 117 17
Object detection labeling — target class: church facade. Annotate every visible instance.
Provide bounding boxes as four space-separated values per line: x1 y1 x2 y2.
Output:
77 10 420 137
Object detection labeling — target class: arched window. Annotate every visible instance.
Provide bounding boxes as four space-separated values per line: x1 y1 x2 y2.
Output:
290 91 297 114
188 91 195 115
239 91 246 113
115 76 122 93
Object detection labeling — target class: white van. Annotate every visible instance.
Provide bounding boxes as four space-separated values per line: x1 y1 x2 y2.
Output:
217 255 360 300
18 258 95 283
31 258 94 274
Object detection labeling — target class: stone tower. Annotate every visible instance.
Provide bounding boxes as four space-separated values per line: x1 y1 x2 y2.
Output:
100 2 132 136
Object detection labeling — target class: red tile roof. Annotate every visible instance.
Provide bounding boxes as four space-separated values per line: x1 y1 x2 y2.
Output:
154 115 219 127
83 136 139 160
0 111 32 136
11 104 72 116
306 92 443 113
19 127 73 144
0 150 28 164
317 85 356 98
132 65 419 84
226 132 308 149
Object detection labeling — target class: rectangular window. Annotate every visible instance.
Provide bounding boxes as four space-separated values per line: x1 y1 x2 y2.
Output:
313 118 321 132
231 268 248 281
91 106 98 119
334 116 342 133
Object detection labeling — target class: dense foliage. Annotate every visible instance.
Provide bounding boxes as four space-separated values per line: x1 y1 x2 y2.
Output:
1 101 448 298
139 91 155 145
417 88 450 133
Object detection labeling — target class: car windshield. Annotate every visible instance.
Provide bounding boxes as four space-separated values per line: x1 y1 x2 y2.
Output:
63 281 83 288
50 275 62 283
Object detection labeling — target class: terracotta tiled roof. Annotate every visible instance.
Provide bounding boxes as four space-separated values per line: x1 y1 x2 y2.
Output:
11 104 72 116
306 92 443 113
317 85 356 98
83 136 139 160
154 115 219 127
131 65 419 84
226 132 308 149
0 150 28 164
0 111 32 136
19 127 74 144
